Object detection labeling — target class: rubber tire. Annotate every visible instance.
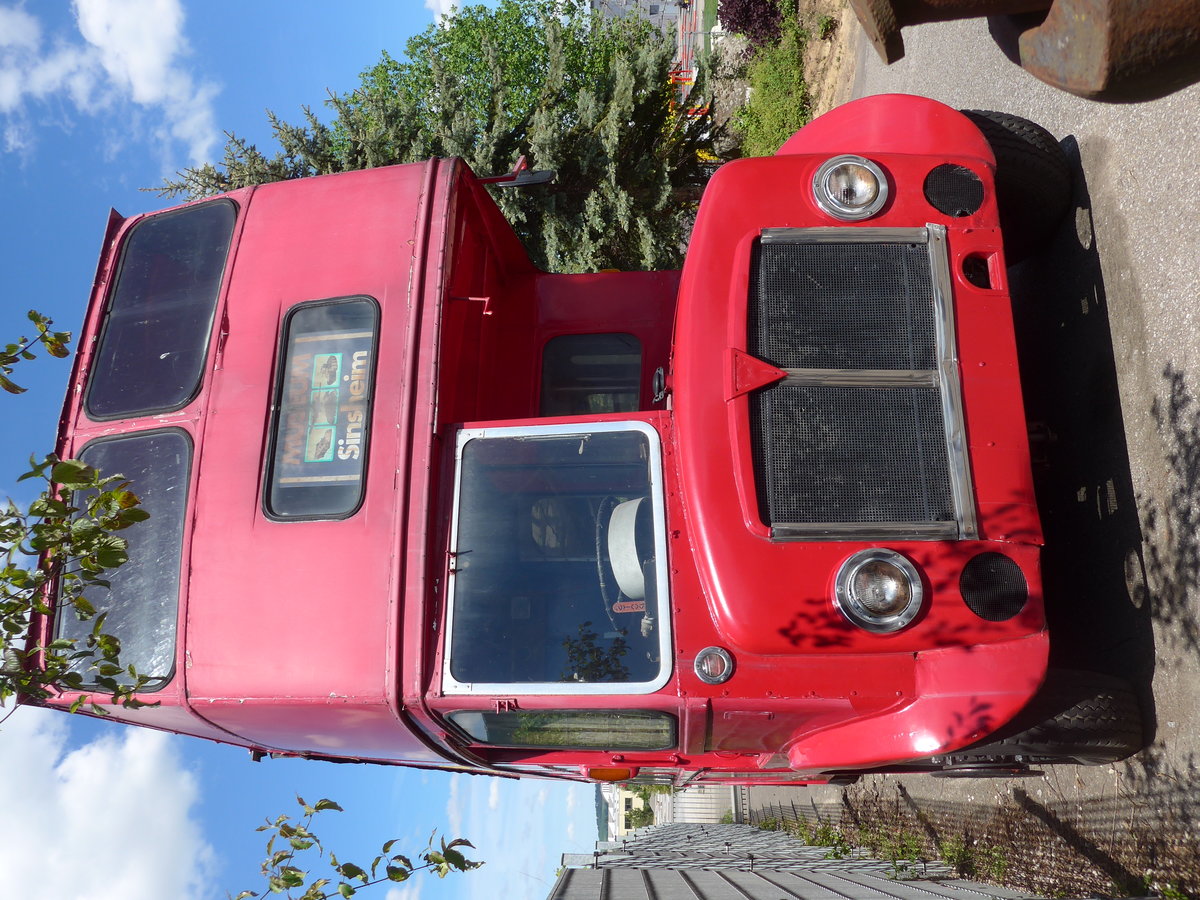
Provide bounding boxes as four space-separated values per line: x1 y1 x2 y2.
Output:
961 109 1072 261
954 669 1144 766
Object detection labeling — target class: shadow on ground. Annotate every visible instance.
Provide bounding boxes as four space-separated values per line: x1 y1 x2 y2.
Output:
1006 137 1157 710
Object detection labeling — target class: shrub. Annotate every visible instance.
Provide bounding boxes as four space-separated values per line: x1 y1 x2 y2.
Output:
730 13 812 156
717 0 783 47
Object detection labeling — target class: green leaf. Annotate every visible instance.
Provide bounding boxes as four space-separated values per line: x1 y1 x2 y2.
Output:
0 374 26 395
337 884 355 898
314 798 343 812
51 460 93 487
94 536 129 568
338 862 365 882
386 866 410 883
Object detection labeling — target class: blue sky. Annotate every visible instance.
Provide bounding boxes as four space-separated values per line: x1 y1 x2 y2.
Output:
0 2 597 898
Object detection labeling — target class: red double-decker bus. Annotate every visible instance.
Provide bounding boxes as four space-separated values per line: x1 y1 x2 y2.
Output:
26 95 1141 785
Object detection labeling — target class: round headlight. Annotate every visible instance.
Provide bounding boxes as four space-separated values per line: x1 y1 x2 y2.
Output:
694 647 734 684
813 155 889 220
834 549 923 633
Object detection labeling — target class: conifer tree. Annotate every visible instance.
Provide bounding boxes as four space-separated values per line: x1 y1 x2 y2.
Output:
157 0 721 273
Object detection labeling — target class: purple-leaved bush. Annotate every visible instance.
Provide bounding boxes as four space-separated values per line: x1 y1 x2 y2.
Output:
717 0 783 47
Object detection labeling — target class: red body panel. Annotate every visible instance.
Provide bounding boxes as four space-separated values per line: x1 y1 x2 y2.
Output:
29 95 1053 784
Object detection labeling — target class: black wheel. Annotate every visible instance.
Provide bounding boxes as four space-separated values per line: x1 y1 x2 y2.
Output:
961 109 1072 261
947 669 1144 766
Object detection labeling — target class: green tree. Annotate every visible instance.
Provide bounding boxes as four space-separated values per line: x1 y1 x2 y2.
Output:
157 0 722 273
626 805 655 828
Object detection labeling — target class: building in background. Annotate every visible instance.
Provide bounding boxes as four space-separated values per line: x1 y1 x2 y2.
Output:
601 783 734 836
590 0 686 32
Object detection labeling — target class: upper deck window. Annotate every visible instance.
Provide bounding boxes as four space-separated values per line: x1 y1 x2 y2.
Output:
444 422 672 695
85 200 236 419
265 298 379 520
56 430 191 689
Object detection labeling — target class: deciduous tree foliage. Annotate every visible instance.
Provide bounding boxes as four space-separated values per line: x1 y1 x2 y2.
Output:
158 0 721 273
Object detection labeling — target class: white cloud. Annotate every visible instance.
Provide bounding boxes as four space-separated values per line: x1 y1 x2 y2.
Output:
0 0 218 163
0 707 217 900
423 0 458 21
385 884 423 900
0 6 40 51
445 775 462 836
487 779 500 811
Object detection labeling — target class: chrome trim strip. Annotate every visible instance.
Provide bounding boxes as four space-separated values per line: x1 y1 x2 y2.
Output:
927 224 979 539
761 226 930 244
780 368 940 388
771 521 961 540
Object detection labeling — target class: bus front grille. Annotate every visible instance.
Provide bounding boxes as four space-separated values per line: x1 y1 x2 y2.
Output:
747 229 975 540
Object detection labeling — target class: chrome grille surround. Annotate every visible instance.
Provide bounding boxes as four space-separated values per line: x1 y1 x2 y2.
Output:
748 226 978 541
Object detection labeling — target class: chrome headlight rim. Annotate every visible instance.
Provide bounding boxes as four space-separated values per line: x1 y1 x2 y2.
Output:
834 548 924 633
812 154 889 221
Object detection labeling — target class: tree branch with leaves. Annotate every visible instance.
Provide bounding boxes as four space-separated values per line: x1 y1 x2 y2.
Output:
1 311 155 718
233 796 482 900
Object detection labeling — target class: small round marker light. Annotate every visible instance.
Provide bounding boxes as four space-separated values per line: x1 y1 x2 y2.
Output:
813 155 889 221
694 646 734 684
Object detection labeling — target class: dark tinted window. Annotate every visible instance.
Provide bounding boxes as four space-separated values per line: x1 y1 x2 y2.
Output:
265 298 379 519
541 334 641 416
57 431 191 688
86 200 236 419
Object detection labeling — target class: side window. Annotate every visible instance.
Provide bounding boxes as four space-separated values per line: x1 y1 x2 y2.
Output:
264 298 379 520
446 710 675 751
86 200 236 419
540 333 642 416
58 430 192 689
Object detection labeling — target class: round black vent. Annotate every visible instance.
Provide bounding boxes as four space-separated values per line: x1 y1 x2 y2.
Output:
960 553 1028 621
924 165 984 217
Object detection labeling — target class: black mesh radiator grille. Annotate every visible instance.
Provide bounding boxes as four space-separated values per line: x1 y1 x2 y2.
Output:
749 240 936 370
748 235 958 533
